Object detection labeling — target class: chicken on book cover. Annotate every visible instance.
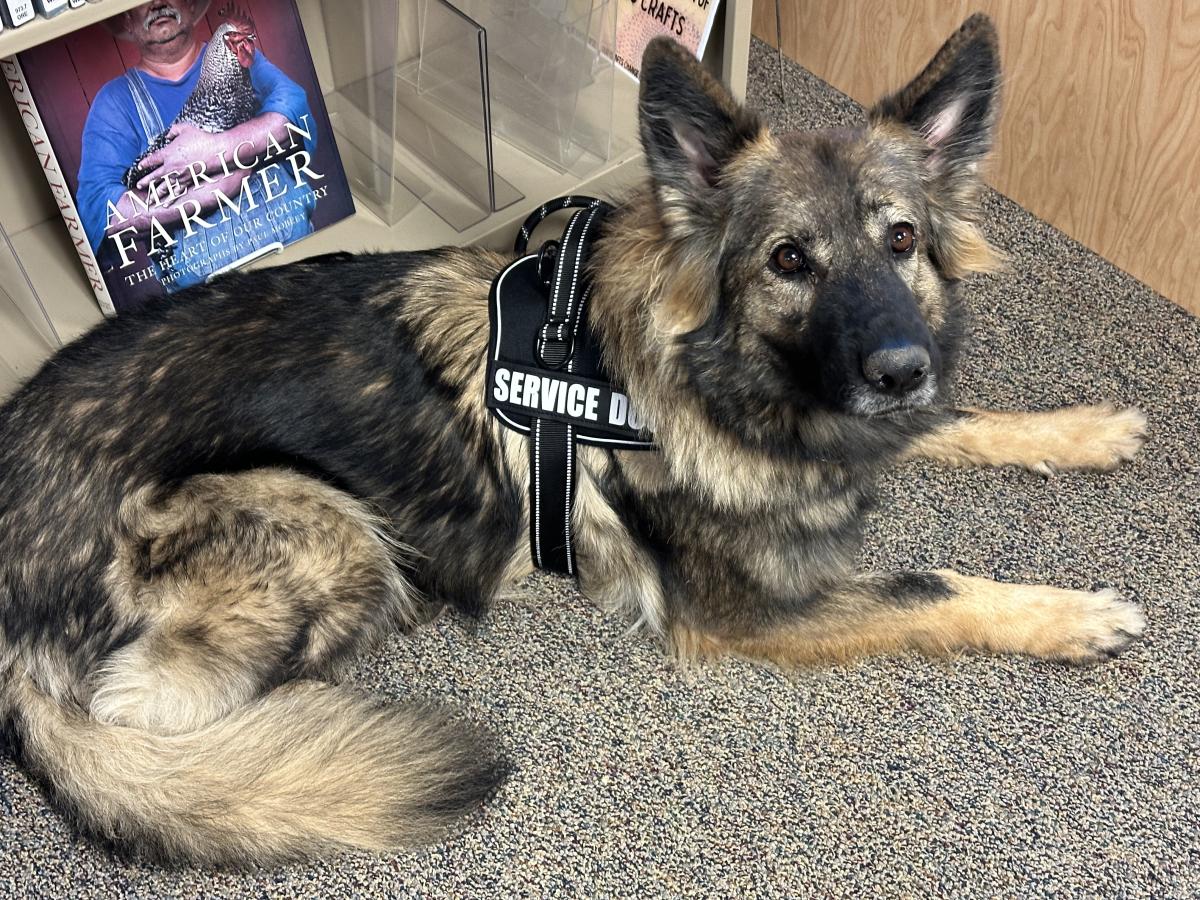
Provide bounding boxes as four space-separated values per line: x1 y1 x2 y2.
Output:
4 0 354 314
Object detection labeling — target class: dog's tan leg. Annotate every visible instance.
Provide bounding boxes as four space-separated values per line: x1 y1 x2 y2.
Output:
908 405 1146 473
91 469 418 734
674 570 1145 667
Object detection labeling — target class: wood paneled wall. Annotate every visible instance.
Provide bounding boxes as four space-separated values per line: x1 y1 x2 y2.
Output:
752 1 1200 315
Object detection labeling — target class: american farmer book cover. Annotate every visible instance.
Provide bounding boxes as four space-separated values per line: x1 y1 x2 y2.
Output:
4 0 354 314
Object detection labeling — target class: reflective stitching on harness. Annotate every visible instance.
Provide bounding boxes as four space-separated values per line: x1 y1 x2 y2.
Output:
548 210 585 322
492 195 654 576
564 424 574 575
566 284 592 575
564 206 601 327
533 419 544 568
556 209 601 575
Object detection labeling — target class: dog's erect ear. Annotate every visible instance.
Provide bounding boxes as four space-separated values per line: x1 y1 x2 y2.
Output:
870 14 1001 182
638 37 764 213
869 15 1004 278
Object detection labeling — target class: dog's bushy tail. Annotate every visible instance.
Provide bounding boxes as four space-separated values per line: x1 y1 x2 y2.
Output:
9 674 504 864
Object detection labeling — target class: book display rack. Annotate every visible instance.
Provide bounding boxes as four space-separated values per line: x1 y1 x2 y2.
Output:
0 0 750 397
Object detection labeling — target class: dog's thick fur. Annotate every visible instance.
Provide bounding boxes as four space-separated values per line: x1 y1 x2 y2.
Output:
0 17 1147 864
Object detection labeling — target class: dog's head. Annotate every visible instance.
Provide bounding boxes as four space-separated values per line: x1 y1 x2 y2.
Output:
630 16 1001 452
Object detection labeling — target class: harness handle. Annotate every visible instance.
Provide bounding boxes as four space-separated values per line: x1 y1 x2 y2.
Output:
514 195 613 255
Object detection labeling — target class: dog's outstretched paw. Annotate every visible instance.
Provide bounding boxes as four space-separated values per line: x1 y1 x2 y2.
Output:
930 573 1147 664
1036 588 1147 665
1028 404 1147 474
912 405 1148 472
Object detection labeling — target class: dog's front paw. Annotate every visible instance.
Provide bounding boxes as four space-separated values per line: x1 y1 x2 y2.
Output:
1028 404 1147 475
1027 587 1147 664
937 573 1147 664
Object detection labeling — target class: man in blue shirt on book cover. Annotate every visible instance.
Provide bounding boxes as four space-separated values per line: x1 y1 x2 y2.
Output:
77 0 319 294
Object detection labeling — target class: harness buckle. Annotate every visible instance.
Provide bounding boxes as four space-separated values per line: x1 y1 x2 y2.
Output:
535 323 573 370
535 239 571 367
535 240 559 290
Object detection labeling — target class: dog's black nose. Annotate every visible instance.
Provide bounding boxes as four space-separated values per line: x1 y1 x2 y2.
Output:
862 345 930 395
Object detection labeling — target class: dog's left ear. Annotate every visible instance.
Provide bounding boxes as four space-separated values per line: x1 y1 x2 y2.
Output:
637 38 765 333
638 37 765 225
869 15 1004 277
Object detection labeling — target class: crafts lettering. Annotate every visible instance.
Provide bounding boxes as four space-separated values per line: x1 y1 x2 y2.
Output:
634 0 687 37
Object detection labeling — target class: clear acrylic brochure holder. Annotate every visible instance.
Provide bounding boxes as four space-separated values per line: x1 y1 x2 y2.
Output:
319 0 521 230
0 220 60 387
443 0 617 174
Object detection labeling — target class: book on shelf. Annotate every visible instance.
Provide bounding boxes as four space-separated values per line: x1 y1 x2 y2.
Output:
1 1 38 30
32 0 71 20
3 0 354 315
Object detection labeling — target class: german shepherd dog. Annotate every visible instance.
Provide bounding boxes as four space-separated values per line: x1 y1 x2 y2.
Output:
0 16 1147 864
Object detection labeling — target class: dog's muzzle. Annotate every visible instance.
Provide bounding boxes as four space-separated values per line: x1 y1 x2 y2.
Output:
862 343 930 396
848 341 937 415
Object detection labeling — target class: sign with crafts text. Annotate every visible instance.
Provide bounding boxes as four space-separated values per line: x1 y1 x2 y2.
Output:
611 0 721 79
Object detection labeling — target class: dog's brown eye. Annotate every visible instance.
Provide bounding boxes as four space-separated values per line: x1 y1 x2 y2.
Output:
771 243 807 275
890 223 916 254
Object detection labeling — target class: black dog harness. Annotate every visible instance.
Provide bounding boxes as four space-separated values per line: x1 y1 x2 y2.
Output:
486 196 654 575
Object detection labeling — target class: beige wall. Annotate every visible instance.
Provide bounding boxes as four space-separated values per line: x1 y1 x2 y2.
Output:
753 1 1200 315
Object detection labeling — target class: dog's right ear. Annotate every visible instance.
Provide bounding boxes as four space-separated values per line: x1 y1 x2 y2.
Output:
637 37 765 233
868 14 1004 278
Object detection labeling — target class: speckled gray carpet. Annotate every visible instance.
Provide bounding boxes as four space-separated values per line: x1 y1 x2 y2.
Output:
2 39 1198 898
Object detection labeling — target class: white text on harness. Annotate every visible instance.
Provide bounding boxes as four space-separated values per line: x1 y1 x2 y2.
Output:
491 366 644 430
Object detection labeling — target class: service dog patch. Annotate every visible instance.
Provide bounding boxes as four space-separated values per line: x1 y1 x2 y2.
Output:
486 254 654 449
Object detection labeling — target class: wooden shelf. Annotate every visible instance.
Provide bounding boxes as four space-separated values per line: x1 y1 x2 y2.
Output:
0 1 147 58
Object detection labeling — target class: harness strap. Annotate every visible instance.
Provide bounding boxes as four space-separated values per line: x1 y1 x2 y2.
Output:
520 196 613 575
514 195 607 256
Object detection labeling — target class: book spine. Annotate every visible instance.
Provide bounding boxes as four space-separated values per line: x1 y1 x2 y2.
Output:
2 1 36 27
33 0 70 17
1 55 116 316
